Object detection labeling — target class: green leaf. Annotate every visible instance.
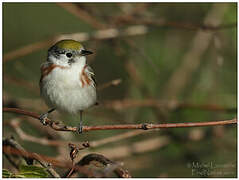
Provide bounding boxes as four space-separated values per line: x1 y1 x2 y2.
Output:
18 165 48 178
2 169 13 178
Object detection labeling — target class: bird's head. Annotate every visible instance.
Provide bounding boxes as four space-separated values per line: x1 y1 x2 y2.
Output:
47 39 93 66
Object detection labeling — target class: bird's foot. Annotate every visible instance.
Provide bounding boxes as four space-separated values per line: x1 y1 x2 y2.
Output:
39 113 48 125
77 124 83 134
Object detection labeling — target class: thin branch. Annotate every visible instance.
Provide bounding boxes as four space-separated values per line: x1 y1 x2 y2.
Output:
3 108 237 133
79 119 237 131
3 37 56 62
90 129 155 147
97 79 122 90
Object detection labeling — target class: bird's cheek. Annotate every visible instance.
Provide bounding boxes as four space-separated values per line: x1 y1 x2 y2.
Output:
68 59 75 65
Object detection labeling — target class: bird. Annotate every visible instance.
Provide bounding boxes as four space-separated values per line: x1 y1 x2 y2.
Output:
39 39 97 133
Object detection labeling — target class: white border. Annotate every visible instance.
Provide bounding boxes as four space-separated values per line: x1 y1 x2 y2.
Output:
1 1 238 179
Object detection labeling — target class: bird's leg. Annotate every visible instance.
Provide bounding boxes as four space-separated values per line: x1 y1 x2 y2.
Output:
39 108 55 125
77 110 83 134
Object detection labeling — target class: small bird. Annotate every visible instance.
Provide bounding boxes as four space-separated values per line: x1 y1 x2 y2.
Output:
39 39 97 133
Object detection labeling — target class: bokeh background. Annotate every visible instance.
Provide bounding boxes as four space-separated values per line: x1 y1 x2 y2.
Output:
3 2 237 177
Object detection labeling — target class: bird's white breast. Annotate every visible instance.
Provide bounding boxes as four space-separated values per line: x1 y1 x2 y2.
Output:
40 62 97 114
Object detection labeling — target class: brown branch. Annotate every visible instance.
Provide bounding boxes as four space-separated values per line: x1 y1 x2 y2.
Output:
3 145 94 177
3 108 237 133
3 137 33 165
81 119 237 131
3 37 56 62
3 137 60 178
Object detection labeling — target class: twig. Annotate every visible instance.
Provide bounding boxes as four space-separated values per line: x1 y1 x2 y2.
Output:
66 166 75 178
66 142 90 178
3 108 237 133
97 79 122 90
90 129 154 147
68 142 90 161
67 143 78 178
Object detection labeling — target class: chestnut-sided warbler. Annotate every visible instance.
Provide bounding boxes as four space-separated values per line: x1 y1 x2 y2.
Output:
39 39 97 133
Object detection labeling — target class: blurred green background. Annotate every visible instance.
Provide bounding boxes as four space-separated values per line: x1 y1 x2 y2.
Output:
3 2 237 177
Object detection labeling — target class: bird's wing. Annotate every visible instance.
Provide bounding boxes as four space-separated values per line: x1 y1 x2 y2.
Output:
39 62 52 83
85 64 97 88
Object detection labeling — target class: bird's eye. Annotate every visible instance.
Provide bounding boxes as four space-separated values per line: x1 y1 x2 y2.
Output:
66 53 73 58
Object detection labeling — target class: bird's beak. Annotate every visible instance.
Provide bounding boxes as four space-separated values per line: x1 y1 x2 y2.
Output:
81 50 93 56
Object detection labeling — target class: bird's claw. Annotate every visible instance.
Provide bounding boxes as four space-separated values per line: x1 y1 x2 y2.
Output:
77 125 83 134
39 113 48 126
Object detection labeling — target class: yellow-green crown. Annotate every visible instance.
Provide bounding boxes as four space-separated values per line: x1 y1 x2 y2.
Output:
55 39 83 50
